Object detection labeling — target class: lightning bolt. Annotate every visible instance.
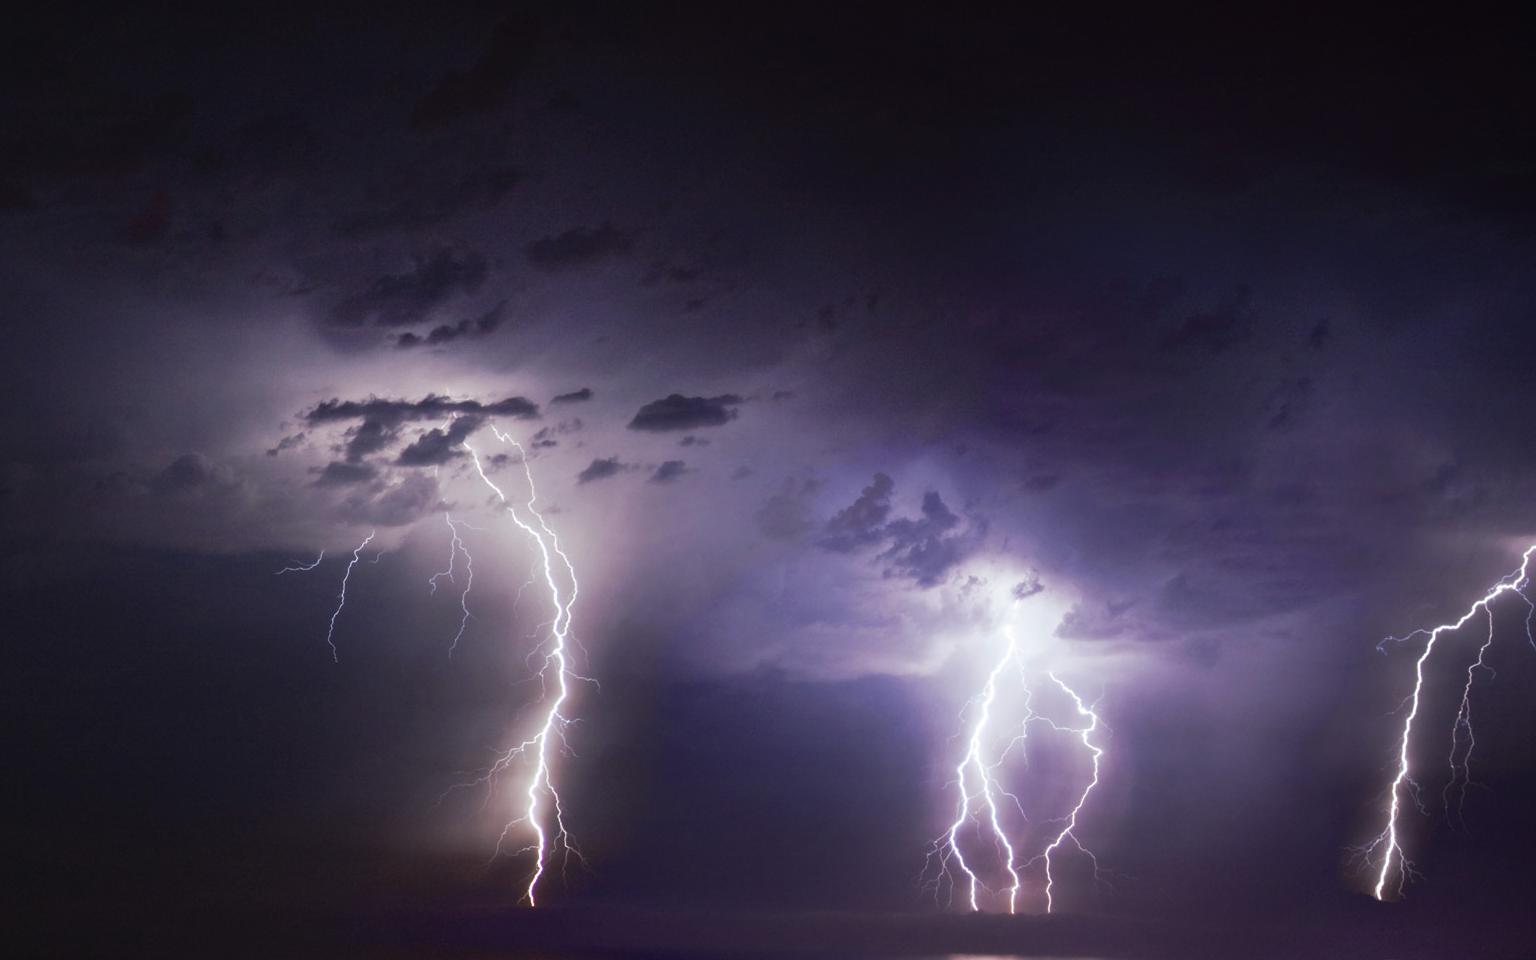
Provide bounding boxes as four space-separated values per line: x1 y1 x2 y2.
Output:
325 532 376 662
462 426 590 906
429 512 475 655
274 550 324 575
1359 543 1536 900
924 593 1107 914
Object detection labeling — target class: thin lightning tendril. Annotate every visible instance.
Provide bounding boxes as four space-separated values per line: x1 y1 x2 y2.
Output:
325 532 375 662
274 550 324 575
430 513 475 655
1360 544 1536 900
464 427 589 906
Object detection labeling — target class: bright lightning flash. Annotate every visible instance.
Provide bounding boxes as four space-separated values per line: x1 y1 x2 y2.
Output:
1359 543 1536 900
924 586 1108 914
461 426 591 906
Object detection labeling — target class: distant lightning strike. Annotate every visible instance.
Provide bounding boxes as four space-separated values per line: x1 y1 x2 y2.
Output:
430 513 475 655
1361 544 1536 900
325 532 376 662
925 598 1107 914
463 426 589 906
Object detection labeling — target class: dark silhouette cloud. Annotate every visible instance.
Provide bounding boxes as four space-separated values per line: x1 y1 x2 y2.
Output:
150 453 237 495
311 461 377 487
577 457 624 484
342 419 397 463
817 475 981 586
818 473 894 553
266 433 305 457
395 415 485 466
880 491 977 587
628 394 742 432
649 460 688 484
327 248 489 328
524 222 633 270
305 396 534 463
395 302 508 349
305 395 538 426
551 388 593 404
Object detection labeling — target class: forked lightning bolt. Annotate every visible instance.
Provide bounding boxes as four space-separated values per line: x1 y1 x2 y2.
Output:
924 594 1107 913
1359 544 1536 900
463 426 590 906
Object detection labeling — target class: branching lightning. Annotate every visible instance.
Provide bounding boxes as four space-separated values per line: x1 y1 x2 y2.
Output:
1359 544 1536 900
461 426 591 906
923 590 1108 914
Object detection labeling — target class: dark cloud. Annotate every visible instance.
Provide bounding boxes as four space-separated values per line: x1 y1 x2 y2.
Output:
395 415 484 466
305 395 538 426
266 432 305 457
817 476 982 586
628 394 742 432
327 248 489 328
878 491 978 587
551 388 593 404
530 419 584 449
149 453 237 496
342 419 397 463
1012 573 1045 600
410 12 541 129
818 474 894 553
305 396 534 463
648 460 688 484
577 457 625 484
310 461 377 487
395 301 508 349
524 222 633 270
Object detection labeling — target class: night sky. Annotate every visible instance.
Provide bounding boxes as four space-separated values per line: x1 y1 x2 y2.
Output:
6 4 1536 958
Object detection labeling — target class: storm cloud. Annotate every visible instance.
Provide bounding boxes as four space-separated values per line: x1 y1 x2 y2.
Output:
627 394 743 432
327 248 489 328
